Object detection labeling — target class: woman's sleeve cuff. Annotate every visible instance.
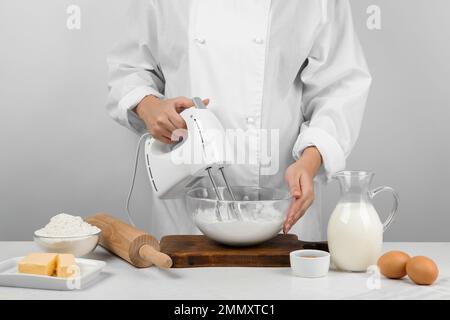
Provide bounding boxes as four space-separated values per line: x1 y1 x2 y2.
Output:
292 127 346 180
117 86 164 133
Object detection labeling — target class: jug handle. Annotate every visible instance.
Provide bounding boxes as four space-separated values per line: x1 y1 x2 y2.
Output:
369 186 399 232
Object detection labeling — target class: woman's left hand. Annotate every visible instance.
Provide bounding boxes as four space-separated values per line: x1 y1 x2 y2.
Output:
283 147 322 233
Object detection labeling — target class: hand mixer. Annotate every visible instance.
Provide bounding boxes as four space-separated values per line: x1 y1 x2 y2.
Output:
126 97 241 226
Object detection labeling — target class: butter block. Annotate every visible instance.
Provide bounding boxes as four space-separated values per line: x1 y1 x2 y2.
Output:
18 253 58 276
56 254 78 278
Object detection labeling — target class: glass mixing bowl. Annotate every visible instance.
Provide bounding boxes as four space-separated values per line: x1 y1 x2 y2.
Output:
33 230 101 257
186 186 291 246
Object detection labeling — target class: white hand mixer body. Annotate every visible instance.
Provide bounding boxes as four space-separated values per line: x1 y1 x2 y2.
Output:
144 98 238 205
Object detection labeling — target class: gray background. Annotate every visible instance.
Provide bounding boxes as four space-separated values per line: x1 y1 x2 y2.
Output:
0 0 448 241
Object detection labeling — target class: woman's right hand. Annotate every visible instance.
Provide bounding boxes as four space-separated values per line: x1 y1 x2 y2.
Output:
135 95 209 144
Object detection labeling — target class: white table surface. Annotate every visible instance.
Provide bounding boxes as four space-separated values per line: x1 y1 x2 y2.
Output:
0 242 449 300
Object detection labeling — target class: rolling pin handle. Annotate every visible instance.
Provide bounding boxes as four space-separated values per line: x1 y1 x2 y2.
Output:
139 244 173 269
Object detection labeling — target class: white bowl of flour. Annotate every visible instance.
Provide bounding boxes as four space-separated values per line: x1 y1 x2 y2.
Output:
34 213 101 257
186 187 291 246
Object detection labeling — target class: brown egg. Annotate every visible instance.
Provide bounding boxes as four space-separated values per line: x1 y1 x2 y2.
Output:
377 251 410 279
406 256 439 285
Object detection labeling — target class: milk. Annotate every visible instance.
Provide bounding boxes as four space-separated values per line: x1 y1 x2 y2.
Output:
327 202 383 272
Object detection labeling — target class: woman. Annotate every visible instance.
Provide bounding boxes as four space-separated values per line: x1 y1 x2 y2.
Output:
106 0 371 241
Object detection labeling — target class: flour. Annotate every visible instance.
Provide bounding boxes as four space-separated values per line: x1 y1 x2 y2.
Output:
35 213 100 237
34 213 101 257
194 207 283 246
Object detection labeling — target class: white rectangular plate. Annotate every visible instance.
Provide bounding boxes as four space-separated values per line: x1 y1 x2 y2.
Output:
0 257 106 291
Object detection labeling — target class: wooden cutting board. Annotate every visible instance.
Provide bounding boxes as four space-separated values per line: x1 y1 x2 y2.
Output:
159 234 328 268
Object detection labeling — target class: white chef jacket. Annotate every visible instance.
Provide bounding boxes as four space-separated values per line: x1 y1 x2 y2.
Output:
106 0 371 241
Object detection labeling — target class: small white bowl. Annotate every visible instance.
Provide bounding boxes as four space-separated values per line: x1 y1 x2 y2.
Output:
33 231 101 257
289 249 330 278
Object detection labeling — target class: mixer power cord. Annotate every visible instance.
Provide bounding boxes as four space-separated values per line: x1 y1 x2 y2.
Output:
125 132 150 227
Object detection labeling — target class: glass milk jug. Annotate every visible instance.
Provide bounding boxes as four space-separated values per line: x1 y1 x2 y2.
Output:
327 171 399 272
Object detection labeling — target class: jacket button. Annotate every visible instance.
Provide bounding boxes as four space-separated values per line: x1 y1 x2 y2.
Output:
195 38 206 44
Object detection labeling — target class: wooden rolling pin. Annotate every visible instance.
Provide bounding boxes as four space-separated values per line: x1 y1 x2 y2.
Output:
85 212 172 269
